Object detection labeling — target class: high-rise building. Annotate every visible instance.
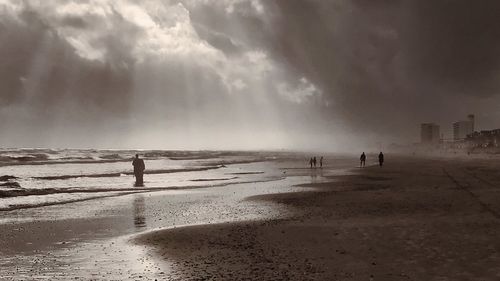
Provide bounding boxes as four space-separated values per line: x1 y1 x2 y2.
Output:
467 114 475 132
453 120 473 140
452 114 476 141
421 123 440 144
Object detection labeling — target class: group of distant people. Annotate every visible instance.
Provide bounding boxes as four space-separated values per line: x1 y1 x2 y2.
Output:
309 156 324 168
133 151 385 187
359 152 384 167
307 152 384 169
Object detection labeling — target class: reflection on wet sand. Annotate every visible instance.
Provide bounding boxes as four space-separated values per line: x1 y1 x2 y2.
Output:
310 169 318 183
133 195 146 228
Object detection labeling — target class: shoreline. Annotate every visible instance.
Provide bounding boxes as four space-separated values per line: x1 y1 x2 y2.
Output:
0 159 322 280
0 159 289 212
0 175 286 212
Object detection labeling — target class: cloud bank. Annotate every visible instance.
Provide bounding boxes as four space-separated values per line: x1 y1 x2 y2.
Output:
1 0 499 150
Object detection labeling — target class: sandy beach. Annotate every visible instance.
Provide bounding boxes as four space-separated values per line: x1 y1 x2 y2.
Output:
1 154 500 280
136 155 500 280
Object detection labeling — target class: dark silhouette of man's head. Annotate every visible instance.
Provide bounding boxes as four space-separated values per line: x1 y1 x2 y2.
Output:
135 154 139 158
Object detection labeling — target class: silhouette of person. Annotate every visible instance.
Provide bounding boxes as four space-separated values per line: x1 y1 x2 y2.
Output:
132 154 145 185
320 156 323 168
309 157 313 168
313 157 317 168
360 152 366 167
378 152 384 167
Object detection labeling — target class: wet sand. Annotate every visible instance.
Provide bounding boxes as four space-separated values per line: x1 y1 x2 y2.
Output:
137 156 500 280
0 159 322 280
2 155 500 280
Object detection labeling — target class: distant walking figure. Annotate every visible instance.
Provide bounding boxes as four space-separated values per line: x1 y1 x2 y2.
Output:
313 157 317 168
309 157 313 168
132 154 145 185
360 152 366 167
378 152 384 167
320 156 323 168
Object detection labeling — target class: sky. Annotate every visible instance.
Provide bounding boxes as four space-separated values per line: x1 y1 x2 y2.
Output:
1 0 500 150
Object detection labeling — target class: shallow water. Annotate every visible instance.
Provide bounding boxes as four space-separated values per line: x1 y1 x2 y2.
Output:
0 149 275 210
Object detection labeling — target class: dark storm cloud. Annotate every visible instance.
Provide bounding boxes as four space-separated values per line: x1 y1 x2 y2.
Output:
0 6 134 114
188 0 500 139
184 1 269 57
268 0 500 96
183 0 409 137
402 0 500 96
264 0 409 133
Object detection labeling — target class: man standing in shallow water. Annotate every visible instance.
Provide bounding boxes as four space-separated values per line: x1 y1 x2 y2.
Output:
132 154 145 186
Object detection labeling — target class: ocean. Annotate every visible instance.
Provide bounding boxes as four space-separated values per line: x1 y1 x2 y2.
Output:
0 149 286 211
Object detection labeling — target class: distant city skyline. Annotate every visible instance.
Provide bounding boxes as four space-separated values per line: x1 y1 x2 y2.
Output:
421 114 490 142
